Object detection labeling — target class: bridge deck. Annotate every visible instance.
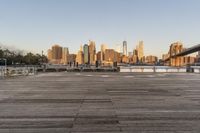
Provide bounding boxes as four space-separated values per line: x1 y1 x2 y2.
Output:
164 44 200 61
0 72 200 132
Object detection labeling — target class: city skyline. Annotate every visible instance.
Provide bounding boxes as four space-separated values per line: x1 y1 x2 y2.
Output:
46 41 199 67
1 0 200 57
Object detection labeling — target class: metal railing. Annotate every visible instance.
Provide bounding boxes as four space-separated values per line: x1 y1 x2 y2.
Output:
0 58 7 78
0 66 37 79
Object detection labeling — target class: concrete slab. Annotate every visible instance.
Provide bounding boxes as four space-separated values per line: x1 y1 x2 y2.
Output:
0 72 200 132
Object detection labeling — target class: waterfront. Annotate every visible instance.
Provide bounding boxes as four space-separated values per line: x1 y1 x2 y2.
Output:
0 72 200 132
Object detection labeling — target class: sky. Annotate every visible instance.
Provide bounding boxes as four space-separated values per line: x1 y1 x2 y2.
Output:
0 0 200 57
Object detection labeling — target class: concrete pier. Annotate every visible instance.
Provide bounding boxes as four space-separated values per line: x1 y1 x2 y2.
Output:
0 72 200 132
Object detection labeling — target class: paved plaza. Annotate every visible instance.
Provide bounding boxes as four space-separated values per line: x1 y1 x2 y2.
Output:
0 72 200 133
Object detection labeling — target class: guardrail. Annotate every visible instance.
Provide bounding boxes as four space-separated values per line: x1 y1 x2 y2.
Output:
0 66 6 78
0 66 37 78
190 66 200 73
120 66 187 73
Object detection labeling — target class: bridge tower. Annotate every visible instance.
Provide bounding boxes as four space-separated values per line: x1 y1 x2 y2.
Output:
169 42 184 67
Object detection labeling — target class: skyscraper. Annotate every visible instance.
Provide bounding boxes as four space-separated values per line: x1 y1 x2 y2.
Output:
76 45 84 65
136 41 144 62
133 49 139 63
89 40 96 64
96 51 102 62
52 45 62 60
51 44 62 64
83 44 89 64
68 54 76 64
101 44 108 61
145 55 158 64
61 47 69 64
123 41 127 56
105 49 115 62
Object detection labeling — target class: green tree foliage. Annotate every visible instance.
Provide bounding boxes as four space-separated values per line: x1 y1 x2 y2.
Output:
0 49 3 57
0 47 48 65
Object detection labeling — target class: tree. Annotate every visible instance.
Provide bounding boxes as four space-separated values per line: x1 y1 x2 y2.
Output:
0 47 48 65
0 48 3 58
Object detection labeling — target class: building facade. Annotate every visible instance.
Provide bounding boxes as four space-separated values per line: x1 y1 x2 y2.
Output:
96 51 101 62
101 44 107 61
68 54 76 64
123 41 127 56
83 44 89 64
76 51 84 65
146 55 158 64
136 41 144 62
48 44 63 64
61 47 69 64
52 45 62 60
105 49 116 62
89 41 96 65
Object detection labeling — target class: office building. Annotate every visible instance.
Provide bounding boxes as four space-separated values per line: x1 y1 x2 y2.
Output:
52 45 62 60
68 54 76 63
122 55 129 63
136 41 144 62
61 47 69 64
96 51 101 62
105 49 116 62
146 55 158 64
123 41 127 56
76 46 84 65
48 44 63 64
83 44 89 64
89 40 96 64
101 44 108 61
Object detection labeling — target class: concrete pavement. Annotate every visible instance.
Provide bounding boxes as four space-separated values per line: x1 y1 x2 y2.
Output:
0 72 200 133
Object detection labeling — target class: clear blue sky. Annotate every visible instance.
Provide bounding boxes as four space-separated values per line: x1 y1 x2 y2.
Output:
0 0 200 57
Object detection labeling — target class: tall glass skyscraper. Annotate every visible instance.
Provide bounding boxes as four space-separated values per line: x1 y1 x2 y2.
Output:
83 44 89 64
62 47 69 64
89 41 96 65
101 44 108 61
136 41 144 62
123 41 127 56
